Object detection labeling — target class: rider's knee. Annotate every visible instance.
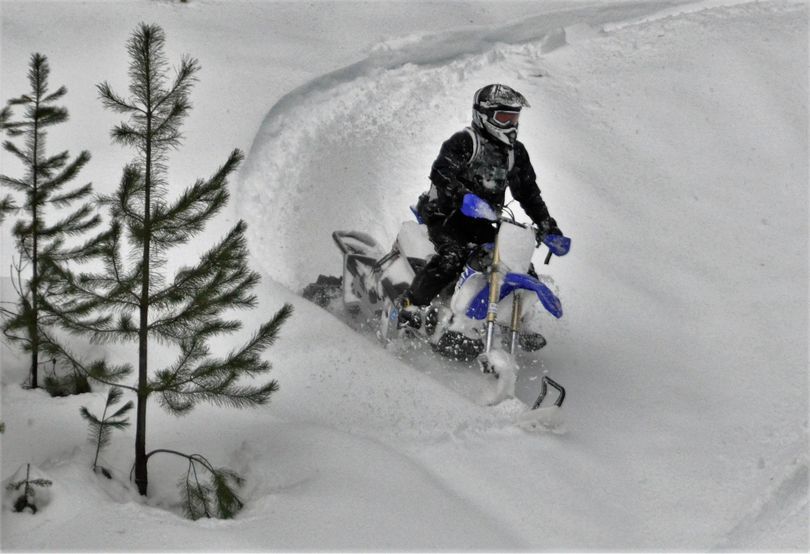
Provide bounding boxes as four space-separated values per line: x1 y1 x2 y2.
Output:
436 244 466 274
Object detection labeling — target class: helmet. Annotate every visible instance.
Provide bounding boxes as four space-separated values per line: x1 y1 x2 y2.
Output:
471 84 530 146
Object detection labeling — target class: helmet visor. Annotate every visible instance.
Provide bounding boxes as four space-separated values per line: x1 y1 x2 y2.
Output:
493 110 520 126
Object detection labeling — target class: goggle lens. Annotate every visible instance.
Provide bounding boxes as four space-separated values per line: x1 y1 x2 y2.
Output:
493 110 520 125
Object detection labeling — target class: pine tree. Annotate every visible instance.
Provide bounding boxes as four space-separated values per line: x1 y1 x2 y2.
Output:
0 53 103 390
80 387 133 478
56 23 292 500
6 463 53 514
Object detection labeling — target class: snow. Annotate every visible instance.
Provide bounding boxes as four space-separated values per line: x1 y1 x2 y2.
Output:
1 0 808 551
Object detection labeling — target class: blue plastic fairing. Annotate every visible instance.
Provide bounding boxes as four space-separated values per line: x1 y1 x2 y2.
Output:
543 234 571 256
465 272 563 320
460 193 498 221
410 205 424 224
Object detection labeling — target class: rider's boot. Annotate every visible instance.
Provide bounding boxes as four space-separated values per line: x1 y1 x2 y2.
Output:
395 292 423 331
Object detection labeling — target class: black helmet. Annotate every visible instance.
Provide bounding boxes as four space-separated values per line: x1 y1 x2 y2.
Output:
472 84 530 146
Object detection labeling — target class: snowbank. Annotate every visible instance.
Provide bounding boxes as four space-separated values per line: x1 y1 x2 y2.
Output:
2 0 807 551
238 0 695 291
237 0 808 549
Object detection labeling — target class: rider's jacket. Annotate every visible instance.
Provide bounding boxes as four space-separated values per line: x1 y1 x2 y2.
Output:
418 126 553 229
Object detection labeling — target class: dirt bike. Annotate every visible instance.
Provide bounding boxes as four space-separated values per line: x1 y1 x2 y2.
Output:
320 192 571 412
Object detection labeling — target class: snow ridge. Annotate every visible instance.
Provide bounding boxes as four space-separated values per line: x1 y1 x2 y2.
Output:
236 1 807 550
243 0 681 154
237 0 700 290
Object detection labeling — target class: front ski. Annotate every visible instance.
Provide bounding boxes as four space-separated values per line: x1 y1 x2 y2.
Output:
515 376 567 432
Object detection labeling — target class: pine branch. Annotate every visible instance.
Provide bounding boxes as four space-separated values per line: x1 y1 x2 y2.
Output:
148 271 260 341
0 174 31 192
47 221 141 309
210 467 244 519
0 194 18 223
33 105 68 128
160 380 281 415
150 98 189 145
39 204 99 238
96 81 145 114
55 306 140 344
149 150 241 247
39 151 91 193
110 122 146 148
153 55 199 112
47 183 93 208
1 295 34 349
0 106 11 129
39 149 69 167
151 304 291 413
7 95 33 106
3 140 32 165
46 228 108 263
147 220 249 312
37 326 134 388
98 164 145 229
221 304 294 374
42 85 67 104
145 450 244 520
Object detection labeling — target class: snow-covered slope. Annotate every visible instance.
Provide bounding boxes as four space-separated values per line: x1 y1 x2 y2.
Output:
2 0 807 551
237 0 809 549
239 0 700 290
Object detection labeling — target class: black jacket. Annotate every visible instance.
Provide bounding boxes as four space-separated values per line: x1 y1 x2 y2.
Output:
423 128 554 228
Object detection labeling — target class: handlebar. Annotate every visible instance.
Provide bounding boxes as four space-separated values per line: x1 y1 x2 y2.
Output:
460 192 570 262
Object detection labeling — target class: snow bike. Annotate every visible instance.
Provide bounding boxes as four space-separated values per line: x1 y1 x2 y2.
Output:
326 192 571 411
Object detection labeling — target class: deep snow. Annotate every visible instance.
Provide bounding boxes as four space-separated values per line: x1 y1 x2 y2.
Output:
1 0 808 551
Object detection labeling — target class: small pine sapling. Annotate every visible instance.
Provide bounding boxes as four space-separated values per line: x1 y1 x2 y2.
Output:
5 464 53 514
55 24 292 506
80 387 133 478
0 53 106 391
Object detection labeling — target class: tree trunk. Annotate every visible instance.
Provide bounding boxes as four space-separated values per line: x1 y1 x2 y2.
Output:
134 149 151 494
135 294 149 495
29 92 40 389
134 68 153 497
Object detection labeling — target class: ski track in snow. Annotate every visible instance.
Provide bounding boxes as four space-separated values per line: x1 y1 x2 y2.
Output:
715 450 809 550
237 0 761 291
239 1 642 290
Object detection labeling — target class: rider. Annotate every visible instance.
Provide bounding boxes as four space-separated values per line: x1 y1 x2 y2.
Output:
397 83 563 329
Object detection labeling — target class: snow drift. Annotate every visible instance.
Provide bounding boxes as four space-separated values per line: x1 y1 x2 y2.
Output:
2 0 807 551
237 0 808 549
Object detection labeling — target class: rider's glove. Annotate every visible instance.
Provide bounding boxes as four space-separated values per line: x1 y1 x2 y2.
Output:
535 217 562 246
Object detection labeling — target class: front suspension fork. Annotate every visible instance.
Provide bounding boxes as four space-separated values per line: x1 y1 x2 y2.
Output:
483 242 501 356
508 293 522 355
